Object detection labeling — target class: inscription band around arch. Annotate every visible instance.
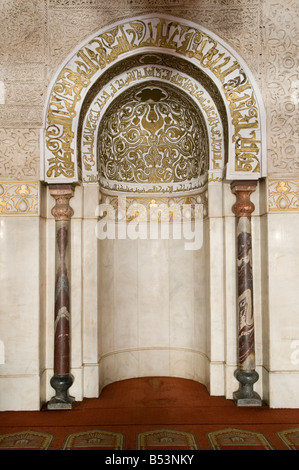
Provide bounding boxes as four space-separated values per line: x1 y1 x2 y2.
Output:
43 14 266 184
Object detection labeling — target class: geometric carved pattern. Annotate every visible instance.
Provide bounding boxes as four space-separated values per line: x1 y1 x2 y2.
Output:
207 428 274 450
0 129 40 180
98 82 208 192
268 178 299 212
0 182 39 215
0 431 53 450
62 430 125 450
137 429 199 450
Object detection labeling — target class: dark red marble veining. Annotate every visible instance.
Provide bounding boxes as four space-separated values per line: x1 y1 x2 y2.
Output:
237 221 255 369
54 222 71 376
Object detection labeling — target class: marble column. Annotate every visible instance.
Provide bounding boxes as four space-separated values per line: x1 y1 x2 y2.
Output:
48 184 75 410
231 181 262 406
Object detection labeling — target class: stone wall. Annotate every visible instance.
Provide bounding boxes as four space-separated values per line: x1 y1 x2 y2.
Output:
0 0 297 182
0 0 298 410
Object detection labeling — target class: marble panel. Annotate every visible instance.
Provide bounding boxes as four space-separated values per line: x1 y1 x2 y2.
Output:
261 366 269 405
38 216 47 374
208 182 223 219
82 219 98 364
267 214 299 371
194 231 208 358
169 349 208 385
0 341 4 365
260 214 270 371
45 218 55 371
98 238 115 357
208 217 225 363
96 228 210 387
70 218 83 368
209 363 225 396
169 239 195 350
83 364 100 398
268 372 299 409
113 239 138 351
114 350 139 383
83 184 100 219
138 349 170 378
0 217 40 376
98 353 116 390
251 216 263 367
0 376 41 411
99 350 140 392
137 239 170 349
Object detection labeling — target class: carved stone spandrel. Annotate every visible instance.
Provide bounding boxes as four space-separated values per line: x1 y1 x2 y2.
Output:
0 128 40 181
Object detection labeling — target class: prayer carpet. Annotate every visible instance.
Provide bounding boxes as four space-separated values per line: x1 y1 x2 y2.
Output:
1 377 299 450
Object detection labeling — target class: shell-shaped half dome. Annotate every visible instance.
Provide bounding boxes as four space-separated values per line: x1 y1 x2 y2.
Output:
97 81 209 195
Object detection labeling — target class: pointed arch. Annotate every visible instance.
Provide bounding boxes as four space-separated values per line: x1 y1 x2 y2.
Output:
42 14 267 184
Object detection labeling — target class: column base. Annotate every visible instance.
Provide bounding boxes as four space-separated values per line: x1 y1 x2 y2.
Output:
47 374 75 410
47 398 75 410
233 390 263 407
233 369 263 407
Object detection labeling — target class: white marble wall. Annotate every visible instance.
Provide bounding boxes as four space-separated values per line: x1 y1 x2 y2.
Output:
2 181 299 410
263 213 299 407
97 221 209 392
0 216 44 410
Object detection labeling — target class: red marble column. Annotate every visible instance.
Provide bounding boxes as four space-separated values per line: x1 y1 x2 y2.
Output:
48 184 75 410
231 181 262 406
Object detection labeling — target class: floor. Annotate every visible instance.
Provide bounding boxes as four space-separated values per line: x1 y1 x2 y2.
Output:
1 377 299 450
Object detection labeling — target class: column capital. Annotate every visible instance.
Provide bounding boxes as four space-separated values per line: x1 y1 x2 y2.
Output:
49 184 74 221
231 180 257 218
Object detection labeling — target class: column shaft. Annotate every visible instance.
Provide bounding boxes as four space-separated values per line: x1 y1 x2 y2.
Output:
48 184 75 410
231 181 262 406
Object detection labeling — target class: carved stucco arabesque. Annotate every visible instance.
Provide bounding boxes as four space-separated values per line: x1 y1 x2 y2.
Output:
264 0 299 175
98 82 209 190
0 129 40 181
0 1 298 212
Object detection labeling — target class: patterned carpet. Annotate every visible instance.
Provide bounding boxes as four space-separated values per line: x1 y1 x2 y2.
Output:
1 377 299 450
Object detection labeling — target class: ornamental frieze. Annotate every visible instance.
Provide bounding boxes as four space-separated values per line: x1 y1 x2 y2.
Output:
268 179 299 212
98 190 207 223
0 182 39 215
